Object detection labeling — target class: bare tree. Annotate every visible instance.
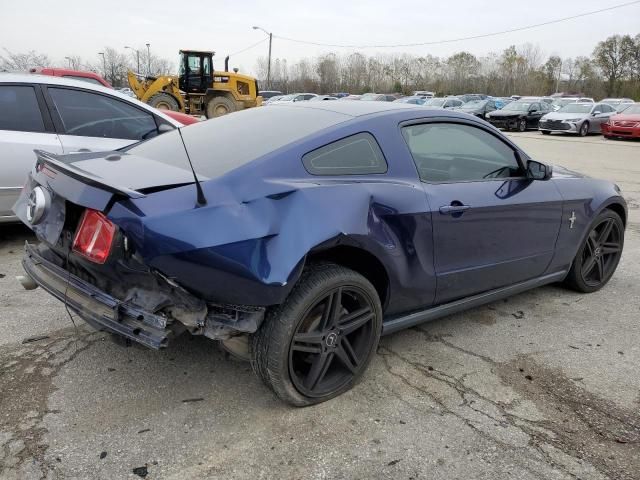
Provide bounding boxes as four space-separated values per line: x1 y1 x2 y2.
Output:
0 48 50 71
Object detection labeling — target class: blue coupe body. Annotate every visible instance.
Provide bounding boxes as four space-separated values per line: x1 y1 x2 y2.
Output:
16 102 626 347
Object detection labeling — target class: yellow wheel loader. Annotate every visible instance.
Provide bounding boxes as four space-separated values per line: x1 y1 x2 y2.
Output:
128 50 262 118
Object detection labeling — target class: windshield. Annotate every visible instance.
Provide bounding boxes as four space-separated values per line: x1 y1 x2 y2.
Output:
460 100 485 109
502 102 531 112
424 98 445 106
558 104 592 114
360 93 379 101
621 104 640 114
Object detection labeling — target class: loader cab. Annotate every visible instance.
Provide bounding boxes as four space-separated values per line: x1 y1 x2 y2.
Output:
178 50 214 94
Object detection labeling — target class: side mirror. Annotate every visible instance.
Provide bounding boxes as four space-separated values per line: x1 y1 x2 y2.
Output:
529 109 538 113
527 160 552 181
592 111 601 116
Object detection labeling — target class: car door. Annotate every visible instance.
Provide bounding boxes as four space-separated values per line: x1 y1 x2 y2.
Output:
0 84 63 220
401 120 563 304
43 86 161 153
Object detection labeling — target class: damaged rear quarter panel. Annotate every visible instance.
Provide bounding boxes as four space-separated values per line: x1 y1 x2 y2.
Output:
107 113 437 313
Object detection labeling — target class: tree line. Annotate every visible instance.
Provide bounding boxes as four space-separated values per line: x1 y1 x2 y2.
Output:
0 46 173 87
2 33 639 99
254 33 640 99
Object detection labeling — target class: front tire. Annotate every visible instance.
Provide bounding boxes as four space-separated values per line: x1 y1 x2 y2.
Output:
579 121 589 137
518 119 527 132
541 130 551 135
251 263 382 406
147 92 180 111
564 210 624 293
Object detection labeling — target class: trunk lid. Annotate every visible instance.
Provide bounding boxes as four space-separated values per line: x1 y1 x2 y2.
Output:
13 149 202 246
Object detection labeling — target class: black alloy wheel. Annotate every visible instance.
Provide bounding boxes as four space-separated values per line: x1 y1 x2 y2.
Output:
565 210 624 293
580 217 623 287
251 264 382 406
288 285 376 398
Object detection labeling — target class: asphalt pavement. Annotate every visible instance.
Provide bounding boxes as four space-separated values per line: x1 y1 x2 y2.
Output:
1 132 639 479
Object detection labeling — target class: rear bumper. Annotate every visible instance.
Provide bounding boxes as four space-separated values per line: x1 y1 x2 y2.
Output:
22 242 171 349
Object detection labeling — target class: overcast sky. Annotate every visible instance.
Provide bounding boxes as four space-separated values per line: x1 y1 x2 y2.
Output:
2 0 639 75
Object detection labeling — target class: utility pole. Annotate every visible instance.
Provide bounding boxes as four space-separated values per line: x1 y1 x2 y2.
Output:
253 26 272 89
64 56 71 68
555 60 562 94
146 43 151 76
124 46 140 73
98 52 106 78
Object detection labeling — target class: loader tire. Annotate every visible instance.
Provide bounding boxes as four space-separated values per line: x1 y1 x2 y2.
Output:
147 93 180 111
206 96 236 118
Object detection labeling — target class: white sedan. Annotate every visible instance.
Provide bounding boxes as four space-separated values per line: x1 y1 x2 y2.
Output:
0 73 185 223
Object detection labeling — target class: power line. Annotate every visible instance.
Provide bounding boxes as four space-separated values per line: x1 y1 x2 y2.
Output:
274 1 640 49
229 38 267 57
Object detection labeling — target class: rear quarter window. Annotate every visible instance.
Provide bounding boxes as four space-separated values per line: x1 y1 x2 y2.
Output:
302 132 387 175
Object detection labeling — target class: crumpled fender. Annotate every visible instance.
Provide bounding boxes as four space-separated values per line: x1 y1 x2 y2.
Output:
108 172 431 307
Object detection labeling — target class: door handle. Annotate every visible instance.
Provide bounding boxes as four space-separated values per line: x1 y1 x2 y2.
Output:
439 204 471 215
71 148 92 153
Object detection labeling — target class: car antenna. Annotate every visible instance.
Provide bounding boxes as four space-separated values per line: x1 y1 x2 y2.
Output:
176 127 207 206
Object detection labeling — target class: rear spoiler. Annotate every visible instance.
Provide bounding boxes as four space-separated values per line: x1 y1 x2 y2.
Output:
34 150 147 199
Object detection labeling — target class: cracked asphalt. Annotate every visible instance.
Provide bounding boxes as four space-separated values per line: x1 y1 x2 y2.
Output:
1 132 639 479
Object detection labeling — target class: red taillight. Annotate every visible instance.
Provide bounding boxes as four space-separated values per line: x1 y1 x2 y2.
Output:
72 209 116 264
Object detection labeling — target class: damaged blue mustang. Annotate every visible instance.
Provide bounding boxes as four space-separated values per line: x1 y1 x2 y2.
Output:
15 102 626 405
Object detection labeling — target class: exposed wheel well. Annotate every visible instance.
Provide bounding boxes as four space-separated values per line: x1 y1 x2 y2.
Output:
306 246 389 310
605 202 626 227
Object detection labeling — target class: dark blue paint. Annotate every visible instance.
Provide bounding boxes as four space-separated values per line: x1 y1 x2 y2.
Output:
21 107 627 323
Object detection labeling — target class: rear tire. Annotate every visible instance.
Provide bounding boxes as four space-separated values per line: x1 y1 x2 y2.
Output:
541 130 551 135
564 210 624 293
251 263 382 406
206 96 236 118
147 92 180 111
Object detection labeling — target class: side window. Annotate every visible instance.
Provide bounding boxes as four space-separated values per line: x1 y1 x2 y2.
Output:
402 123 522 183
302 132 387 175
48 87 158 140
0 85 45 133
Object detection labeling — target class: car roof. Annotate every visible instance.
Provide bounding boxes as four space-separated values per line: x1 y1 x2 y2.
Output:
269 100 422 117
0 72 182 127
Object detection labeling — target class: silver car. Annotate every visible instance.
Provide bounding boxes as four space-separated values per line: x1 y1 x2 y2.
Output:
538 102 617 136
0 73 182 223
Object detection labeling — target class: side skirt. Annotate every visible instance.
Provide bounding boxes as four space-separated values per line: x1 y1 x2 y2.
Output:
381 271 567 335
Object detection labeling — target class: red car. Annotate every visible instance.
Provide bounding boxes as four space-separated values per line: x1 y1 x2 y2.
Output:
30 67 113 88
602 104 640 139
30 68 201 126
